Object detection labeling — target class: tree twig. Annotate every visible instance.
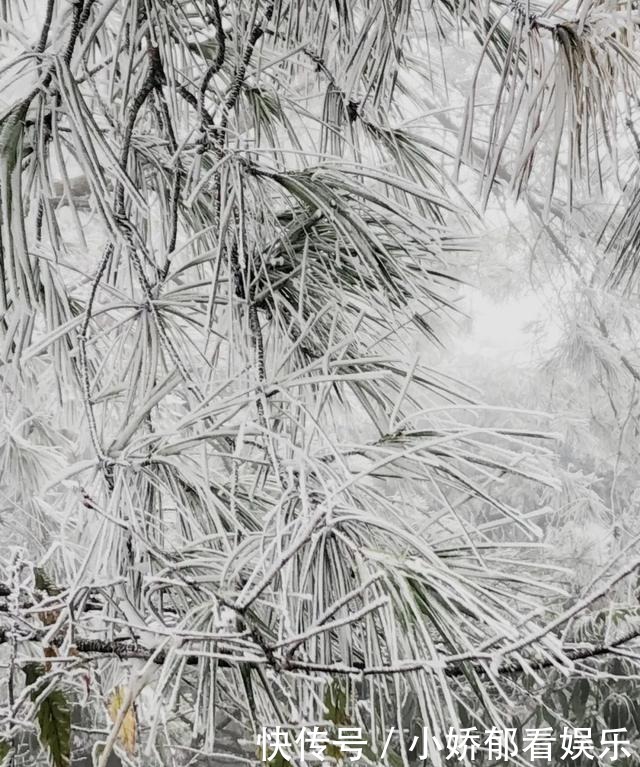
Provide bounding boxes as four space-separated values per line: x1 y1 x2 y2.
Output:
2 629 639 679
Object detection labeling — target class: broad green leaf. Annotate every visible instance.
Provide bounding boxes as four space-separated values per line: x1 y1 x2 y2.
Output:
0 740 10 765
23 664 71 767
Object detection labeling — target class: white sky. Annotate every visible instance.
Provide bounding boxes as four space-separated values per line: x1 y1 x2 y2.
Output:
455 285 562 366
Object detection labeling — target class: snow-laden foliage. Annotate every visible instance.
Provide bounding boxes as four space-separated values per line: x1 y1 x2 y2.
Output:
1 1 640 765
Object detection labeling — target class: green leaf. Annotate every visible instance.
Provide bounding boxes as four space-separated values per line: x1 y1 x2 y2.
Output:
324 679 350 726
23 664 71 767
631 698 640 735
187 38 221 62
269 755 291 767
571 678 590 721
324 680 350 760
0 740 11 765
555 689 570 719
256 743 291 766
0 102 28 174
603 694 630 731
34 568 61 596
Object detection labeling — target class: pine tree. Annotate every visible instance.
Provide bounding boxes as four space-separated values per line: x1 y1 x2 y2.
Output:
1 1 640 764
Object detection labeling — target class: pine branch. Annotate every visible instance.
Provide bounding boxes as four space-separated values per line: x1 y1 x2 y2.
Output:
1 625 638 679
199 0 226 121
216 0 275 144
36 0 56 54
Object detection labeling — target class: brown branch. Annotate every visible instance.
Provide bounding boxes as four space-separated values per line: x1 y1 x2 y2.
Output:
216 1 275 145
63 0 88 66
177 83 215 127
154 94 181 278
1 626 639 679
36 0 56 54
199 0 226 121
115 44 166 215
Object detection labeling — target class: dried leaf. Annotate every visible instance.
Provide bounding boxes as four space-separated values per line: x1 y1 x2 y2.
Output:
107 687 137 755
43 646 58 673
